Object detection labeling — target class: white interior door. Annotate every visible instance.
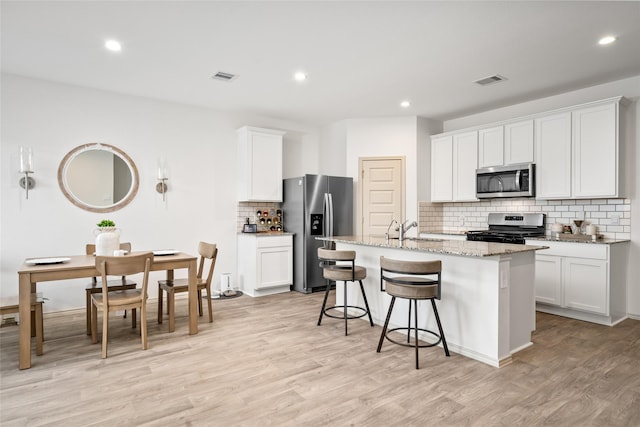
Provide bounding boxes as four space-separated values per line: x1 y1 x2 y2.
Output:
360 157 404 237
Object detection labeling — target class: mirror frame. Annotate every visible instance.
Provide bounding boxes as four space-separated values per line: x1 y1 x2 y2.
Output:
57 143 139 213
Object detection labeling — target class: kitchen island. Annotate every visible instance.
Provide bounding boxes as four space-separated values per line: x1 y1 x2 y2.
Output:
320 235 547 367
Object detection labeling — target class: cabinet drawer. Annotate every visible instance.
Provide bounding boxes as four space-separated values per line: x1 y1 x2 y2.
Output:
256 235 292 248
531 241 608 260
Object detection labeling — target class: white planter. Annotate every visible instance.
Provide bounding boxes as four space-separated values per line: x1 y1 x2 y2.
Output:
94 227 120 256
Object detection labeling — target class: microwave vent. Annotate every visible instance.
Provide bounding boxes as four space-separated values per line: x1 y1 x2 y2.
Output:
211 71 238 82
474 74 508 86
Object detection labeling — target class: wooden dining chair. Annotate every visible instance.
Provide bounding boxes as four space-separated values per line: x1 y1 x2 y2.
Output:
85 243 137 335
91 252 153 359
157 242 217 332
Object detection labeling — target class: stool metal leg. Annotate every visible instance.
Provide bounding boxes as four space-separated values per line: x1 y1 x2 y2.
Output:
431 299 450 356
377 296 396 352
414 299 419 369
317 279 332 326
407 300 412 343
344 281 348 336
359 280 374 327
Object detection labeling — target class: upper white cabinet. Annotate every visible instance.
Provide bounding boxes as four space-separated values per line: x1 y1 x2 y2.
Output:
478 121 534 168
430 135 453 202
504 120 535 165
572 102 618 198
535 112 572 199
478 126 504 168
429 96 623 203
430 132 477 202
536 98 622 200
237 126 286 202
452 131 478 201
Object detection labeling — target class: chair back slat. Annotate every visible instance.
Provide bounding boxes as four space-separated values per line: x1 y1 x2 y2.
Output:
87 242 133 282
95 252 153 305
195 242 218 285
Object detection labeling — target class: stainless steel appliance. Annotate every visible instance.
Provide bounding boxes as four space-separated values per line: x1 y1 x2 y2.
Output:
476 163 535 198
466 212 545 244
283 174 353 293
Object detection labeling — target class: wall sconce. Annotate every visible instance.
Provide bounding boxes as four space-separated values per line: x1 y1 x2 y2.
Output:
18 146 35 199
155 157 168 202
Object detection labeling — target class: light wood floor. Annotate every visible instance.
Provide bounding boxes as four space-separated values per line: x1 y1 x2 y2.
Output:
1 291 639 426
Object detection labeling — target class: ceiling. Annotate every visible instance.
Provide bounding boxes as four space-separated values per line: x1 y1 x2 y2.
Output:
2 1 639 126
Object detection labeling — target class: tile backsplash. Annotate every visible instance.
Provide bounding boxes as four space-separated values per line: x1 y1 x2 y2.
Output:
237 202 283 233
419 198 631 240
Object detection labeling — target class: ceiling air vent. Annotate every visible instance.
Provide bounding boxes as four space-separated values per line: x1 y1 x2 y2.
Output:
210 71 238 82
474 74 507 86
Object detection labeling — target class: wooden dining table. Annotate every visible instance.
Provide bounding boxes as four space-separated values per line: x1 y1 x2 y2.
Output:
17 251 198 369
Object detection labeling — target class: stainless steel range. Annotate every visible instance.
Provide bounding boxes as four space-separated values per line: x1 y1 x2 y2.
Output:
466 213 546 244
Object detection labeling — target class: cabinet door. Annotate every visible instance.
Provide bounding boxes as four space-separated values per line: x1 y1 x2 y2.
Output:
248 132 283 201
534 254 562 306
430 135 453 202
453 131 478 201
563 257 608 315
535 112 572 199
256 246 293 289
504 120 534 165
237 127 284 202
478 126 504 168
572 102 618 198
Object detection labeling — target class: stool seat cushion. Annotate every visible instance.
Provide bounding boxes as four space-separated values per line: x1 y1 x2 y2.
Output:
323 265 367 282
385 279 438 299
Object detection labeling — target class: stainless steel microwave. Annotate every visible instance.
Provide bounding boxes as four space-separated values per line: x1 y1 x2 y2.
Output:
476 163 535 199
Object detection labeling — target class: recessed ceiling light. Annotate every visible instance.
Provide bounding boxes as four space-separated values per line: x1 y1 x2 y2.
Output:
294 71 307 82
598 36 616 45
105 39 122 52
400 100 411 108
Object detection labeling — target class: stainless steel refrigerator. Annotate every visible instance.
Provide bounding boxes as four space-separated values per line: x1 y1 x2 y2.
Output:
283 174 353 293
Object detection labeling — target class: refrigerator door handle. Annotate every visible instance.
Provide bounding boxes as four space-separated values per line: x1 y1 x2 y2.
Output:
323 192 334 248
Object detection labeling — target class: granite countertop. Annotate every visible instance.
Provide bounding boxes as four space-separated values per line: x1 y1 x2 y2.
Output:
526 235 630 245
319 235 547 257
238 231 294 236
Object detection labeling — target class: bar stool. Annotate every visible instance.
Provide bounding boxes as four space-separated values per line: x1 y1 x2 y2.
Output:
377 257 450 369
317 248 374 336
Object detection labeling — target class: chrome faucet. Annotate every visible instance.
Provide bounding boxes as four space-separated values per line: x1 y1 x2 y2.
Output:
398 220 418 242
385 219 398 241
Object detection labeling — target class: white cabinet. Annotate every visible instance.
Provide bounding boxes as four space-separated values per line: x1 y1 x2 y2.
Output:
504 120 535 165
536 98 622 200
478 126 504 168
453 131 478 201
237 234 293 297
563 257 608 314
478 121 534 168
430 132 477 202
430 135 453 202
237 126 285 202
535 112 572 199
572 102 618 198
526 239 628 326
534 254 562 306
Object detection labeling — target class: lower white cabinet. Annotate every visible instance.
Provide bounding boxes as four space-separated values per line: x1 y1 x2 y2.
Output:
237 234 293 297
526 239 629 325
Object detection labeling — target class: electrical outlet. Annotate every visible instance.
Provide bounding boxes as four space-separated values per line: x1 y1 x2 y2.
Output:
610 214 621 225
458 215 465 226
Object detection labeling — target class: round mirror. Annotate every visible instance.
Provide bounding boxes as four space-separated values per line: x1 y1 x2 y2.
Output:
58 143 139 213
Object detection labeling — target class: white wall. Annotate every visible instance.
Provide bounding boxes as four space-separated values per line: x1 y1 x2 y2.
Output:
345 117 421 234
442 75 640 318
1 74 320 312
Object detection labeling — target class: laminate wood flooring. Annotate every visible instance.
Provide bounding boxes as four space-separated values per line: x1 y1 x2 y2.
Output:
1 291 639 426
